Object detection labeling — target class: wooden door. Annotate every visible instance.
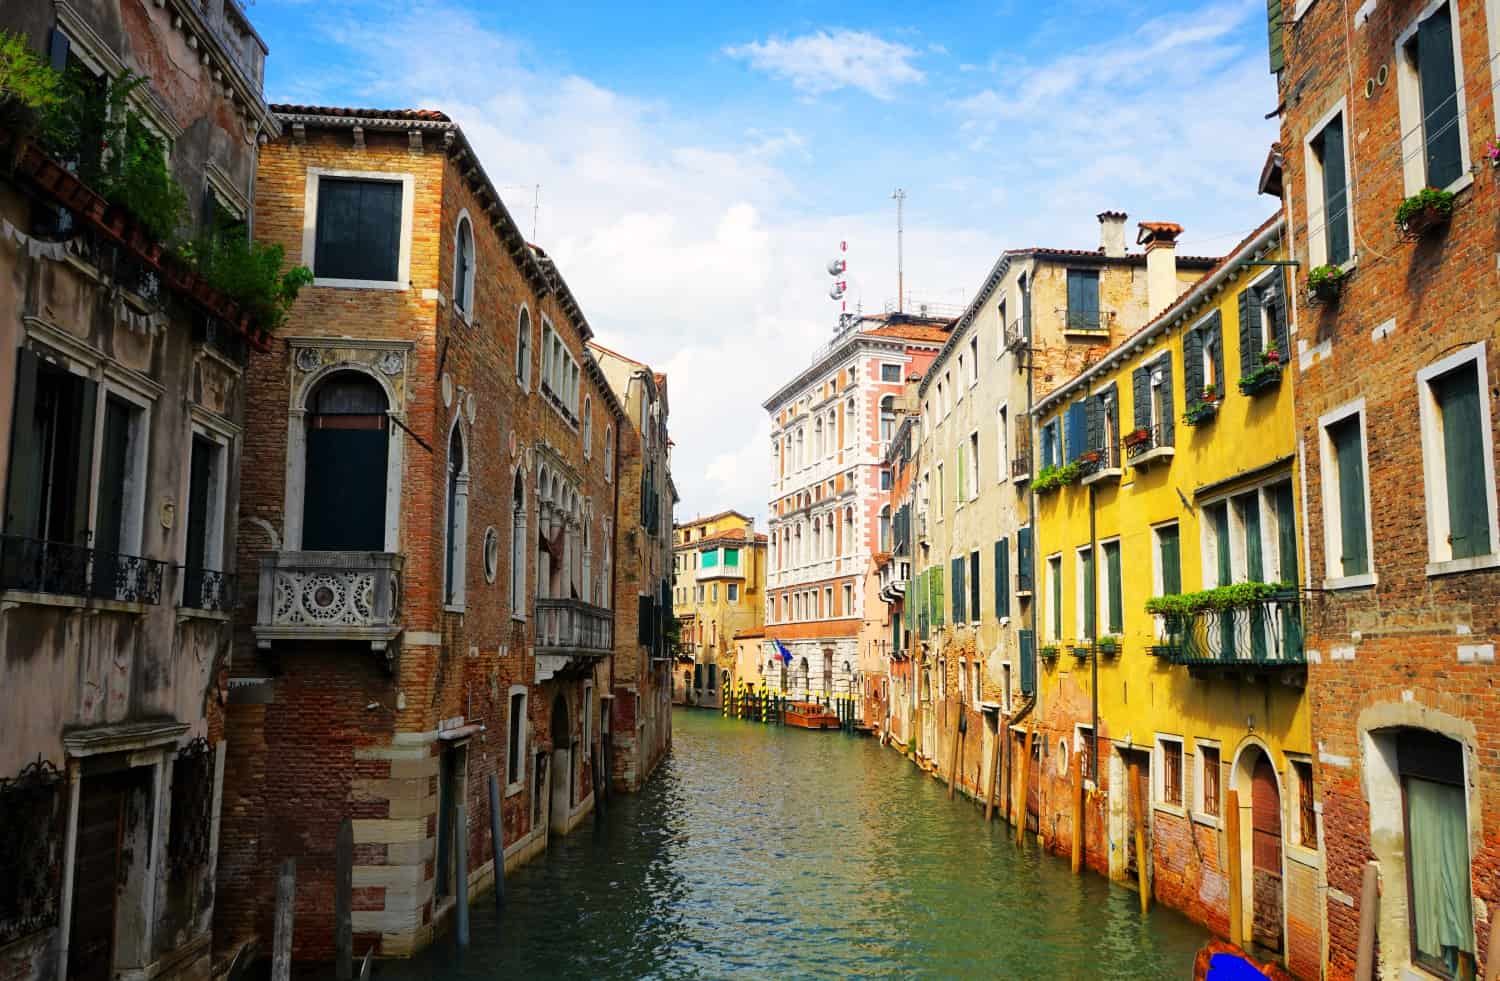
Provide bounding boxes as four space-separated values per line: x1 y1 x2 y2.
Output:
1250 755 1285 952
68 770 136 981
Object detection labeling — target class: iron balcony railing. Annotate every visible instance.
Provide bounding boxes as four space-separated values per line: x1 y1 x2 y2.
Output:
1079 440 1121 480
182 566 236 613
534 597 614 656
0 534 166 604
1003 318 1027 352
1010 430 1032 480
1156 592 1305 669
1124 424 1169 463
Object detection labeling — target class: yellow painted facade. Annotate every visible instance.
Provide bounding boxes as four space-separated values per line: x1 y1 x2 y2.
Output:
671 511 767 701
1032 216 1319 949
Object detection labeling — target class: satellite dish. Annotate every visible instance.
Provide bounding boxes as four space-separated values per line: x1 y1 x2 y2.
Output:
829 282 846 300
827 258 847 276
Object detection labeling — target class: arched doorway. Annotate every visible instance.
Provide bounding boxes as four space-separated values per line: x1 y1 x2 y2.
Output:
1232 744 1285 954
549 692 572 834
303 371 388 550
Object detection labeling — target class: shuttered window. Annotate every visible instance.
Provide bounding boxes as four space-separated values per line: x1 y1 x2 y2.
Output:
1065 400 1088 460
1267 0 1285 73
1016 527 1033 593
1432 361 1491 559
1315 116 1351 266
1238 272 1290 376
1274 482 1299 585
1412 3 1463 190
1066 269 1102 330
951 556 966 623
994 540 1010 618
1019 629 1036 696
968 550 981 623
1103 540 1122 634
1079 549 1096 639
1049 556 1063 640
1328 414 1370 576
314 178 403 283
1157 523 1182 596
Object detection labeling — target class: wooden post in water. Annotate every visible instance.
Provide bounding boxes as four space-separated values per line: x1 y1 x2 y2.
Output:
1070 748 1084 875
271 858 295 981
947 709 963 800
1225 789 1243 948
454 804 470 946
336 818 353 981
1129 759 1149 913
984 722 1002 822
1355 861 1379 981
488 774 505 911
1016 726 1034 846
1485 906 1500 981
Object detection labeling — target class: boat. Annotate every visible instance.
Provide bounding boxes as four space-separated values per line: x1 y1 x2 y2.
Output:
1192 941 1294 981
783 700 841 729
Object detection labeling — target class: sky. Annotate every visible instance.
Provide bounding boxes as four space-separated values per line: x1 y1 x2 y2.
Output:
245 0 1280 528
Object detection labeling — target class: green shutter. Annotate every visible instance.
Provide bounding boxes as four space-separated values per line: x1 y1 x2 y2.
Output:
1435 362 1491 559
1238 286 1260 377
995 540 1010 618
1106 541 1122 634
1208 313 1226 396
1183 328 1203 400
1159 525 1182 596
1331 415 1369 575
1086 392 1103 452
1275 482 1298 585
1050 559 1062 639
1417 5 1462 189
1212 504 1232 587
931 564 944 627
1017 527 1033 592
1321 117 1351 266
1081 549 1096 639
1269 271 1290 356
1133 366 1151 430
1244 496 1264 581
1159 357 1176 446
952 556 965 623
1267 0 1284 73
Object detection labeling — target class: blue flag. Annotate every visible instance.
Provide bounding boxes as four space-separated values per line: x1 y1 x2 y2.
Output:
774 638 793 664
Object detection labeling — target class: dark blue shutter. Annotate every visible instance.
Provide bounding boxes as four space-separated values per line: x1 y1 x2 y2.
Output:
1019 629 1036 696
48 28 70 71
1066 401 1087 460
994 540 1010 618
1320 117 1351 265
1133 366 1151 430
1417 5 1462 189
1016 527 1033 593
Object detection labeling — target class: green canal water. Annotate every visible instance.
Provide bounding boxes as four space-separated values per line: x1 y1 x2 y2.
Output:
384 710 1209 979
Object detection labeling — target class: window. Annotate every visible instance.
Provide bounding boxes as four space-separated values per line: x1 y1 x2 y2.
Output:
997 405 1009 482
583 397 592 458
452 214 475 316
967 432 980 501
1239 272 1290 377
539 320 581 417
968 550 980 623
956 355 966 401
993 539 1010 619
1397 730 1474 975
506 686 528 793
1184 312 1225 403
1001 662 1012 712
1304 105 1352 268
1076 547 1095 639
1418 344 1498 571
93 393 148 567
1319 402 1374 585
1157 736 1184 807
728 583 739 603
303 372 389 551
1040 419 1060 468
1100 539 1122 635
1397 1 1468 195
1066 268 1102 330
935 464 945 519
516 308 532 389
880 468 892 491
510 473 527 617
182 432 229 608
968 337 979 386
1198 743 1222 820
842 582 853 616
711 583 718 603
582 682 593 758
1290 758 1316 848
951 554 967 623
443 423 467 608
1076 725 1095 782
604 425 613 480
878 505 891 551
1047 555 1063 641
881 363 902 382
308 173 410 286
823 586 833 619
879 395 896 443
1154 522 1182 598
971 660 982 708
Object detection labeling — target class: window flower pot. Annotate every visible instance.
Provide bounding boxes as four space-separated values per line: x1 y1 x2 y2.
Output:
1039 645 1060 661
1397 204 1451 240
1123 428 1151 448
1079 449 1101 464
1098 638 1121 657
1238 362 1282 396
1184 395 1220 426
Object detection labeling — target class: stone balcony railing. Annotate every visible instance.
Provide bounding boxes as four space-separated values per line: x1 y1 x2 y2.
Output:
254 551 403 657
534 598 614 656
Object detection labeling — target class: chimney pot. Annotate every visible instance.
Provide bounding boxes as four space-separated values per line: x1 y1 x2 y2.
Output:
1137 221 1184 316
1098 211 1128 258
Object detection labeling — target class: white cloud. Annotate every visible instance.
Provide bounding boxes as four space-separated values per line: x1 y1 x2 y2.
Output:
725 29 926 100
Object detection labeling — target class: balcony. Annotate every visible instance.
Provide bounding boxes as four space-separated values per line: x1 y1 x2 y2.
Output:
254 551 403 658
1153 592 1305 673
1080 442 1122 486
0 535 166 607
1124 425 1174 469
181 566 236 614
1063 309 1113 337
1003 318 1027 353
1010 432 1032 482
534 597 614 682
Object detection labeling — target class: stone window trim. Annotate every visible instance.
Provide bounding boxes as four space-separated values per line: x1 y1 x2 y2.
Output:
1153 733 1187 818
604 425 613 482
1395 0 1475 198
1045 553 1063 643
1074 724 1096 789
996 403 1009 484
441 413 470 613
505 685 529 797
1198 474 1297 589
1301 98 1358 275
1316 397 1379 591
451 209 476 323
93 369 158 562
178 409 238 609
1283 752 1321 861
1191 737 1222 829
1096 536 1122 638
1416 341 1500 576
515 304 533 392
301 168 415 290
1073 544 1093 641
283 344 410 553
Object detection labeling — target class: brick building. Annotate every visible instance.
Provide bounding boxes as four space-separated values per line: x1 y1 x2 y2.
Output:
762 312 950 703
590 342 675 792
1271 0 1500 976
0 2 274 978
217 105 627 964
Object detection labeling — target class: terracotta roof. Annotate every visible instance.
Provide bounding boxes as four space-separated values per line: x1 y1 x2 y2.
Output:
271 105 451 122
1137 220 1184 236
1097 210 1127 220
863 323 953 343
1002 246 1217 266
675 509 753 528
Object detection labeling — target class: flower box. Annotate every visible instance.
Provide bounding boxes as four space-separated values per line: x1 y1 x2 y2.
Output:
1098 637 1121 656
1123 428 1151 448
1078 449 1102 464
1238 362 1282 396
1306 264 1345 306
1184 395 1220 426
1397 203 1451 240
1395 188 1455 241
1039 644 1060 661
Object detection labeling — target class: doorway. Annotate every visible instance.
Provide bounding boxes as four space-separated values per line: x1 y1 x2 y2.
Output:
68 766 149 981
1249 751 1285 952
434 745 464 902
1123 748 1151 883
549 693 572 834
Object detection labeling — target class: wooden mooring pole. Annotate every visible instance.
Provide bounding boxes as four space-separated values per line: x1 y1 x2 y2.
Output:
1015 726 1034 846
336 819 353 981
1355 861 1379 981
271 858 295 981
1225 790 1243 948
1129 759 1149 913
488 774 505 912
1070 748 1084 875
454 804 470 947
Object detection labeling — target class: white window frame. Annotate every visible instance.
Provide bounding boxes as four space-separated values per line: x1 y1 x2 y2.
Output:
603 425 613 482
935 464 945 520
1395 0 1474 197
842 582 853 617
510 472 528 621
180 408 236 603
1074 723 1095 788
728 583 739 603
1097 536 1121 637
967 431 980 502
1193 738 1222 828
1153 733 1187 815
880 362 903 383
505 685 529 796
442 416 470 612
823 586 833 619
1000 662 1012 713
452 209 476 321
302 168 416 290
1317 398 1378 589
997 404 1009 484
968 337 979 387
1416 341 1500 574
1074 546 1093 640
1302 100 1357 273
971 660 982 710
1046 553 1063 643
956 356 966 403
92 370 157 561
583 396 593 459
1285 754 1320 854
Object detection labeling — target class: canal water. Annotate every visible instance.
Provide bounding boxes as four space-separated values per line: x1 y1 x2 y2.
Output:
385 711 1209 980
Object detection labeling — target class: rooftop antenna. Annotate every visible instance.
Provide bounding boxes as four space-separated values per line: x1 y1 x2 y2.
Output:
891 188 905 313
499 184 541 241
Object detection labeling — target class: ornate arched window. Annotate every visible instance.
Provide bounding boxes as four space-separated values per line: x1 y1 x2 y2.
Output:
453 214 475 316
443 421 467 607
304 371 388 550
516 307 532 390
510 471 527 616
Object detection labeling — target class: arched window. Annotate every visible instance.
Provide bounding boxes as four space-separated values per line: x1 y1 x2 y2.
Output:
516 308 532 390
604 426 613 482
813 417 823 458
453 215 475 316
304 372 388 550
826 514 836 559
510 472 526 616
843 507 855 556
844 397 856 447
878 505 891 551
879 395 896 442
444 422 467 607
583 396 593 458
812 520 822 559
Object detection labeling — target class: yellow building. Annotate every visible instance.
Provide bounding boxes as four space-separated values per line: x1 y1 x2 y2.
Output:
671 510 767 706
1027 213 1320 971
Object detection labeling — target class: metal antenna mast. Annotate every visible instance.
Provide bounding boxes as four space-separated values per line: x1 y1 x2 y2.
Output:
891 188 905 313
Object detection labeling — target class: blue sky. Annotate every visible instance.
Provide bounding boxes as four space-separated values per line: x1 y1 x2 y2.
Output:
246 0 1280 524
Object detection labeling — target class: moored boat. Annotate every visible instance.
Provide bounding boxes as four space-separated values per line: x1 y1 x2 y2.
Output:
783 700 841 729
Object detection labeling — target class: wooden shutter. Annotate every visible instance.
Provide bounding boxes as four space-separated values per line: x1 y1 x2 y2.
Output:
1106 542 1122 633
1212 504 1232 587
1435 363 1492 559
1133 366 1151 430
1238 286 1261 376
1267 0 1285 73
995 540 1010 618
969 551 980 621
1019 629 1036 695
1051 559 1062 638
1017 527 1033 592
1244 496 1264 581
1268 271 1289 355
1274 483 1298 585
4 348 42 539
1086 392 1103 452
1321 118 1350 265
1160 525 1182 595
1081 550 1096 638
1066 401 1087 460
931 563 944 627
1332 416 1369 575
1418 5 1462 189
1183 327 1203 399
1210 315 1226 396
71 377 97 544
952 556 965 623
1159 358 1176 445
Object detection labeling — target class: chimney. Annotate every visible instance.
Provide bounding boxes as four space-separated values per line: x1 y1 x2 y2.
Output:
1137 221 1184 316
1098 211 1128 258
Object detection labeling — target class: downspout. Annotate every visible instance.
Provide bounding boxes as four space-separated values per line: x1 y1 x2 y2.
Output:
1089 483 1099 784
1024 268 1040 726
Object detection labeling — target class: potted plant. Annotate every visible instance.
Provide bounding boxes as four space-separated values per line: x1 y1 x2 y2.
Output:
1098 635 1121 656
1123 427 1151 448
1185 384 1220 425
1307 264 1344 304
1395 187 1456 239
1040 643 1060 660
1239 346 1284 395
1079 448 1102 465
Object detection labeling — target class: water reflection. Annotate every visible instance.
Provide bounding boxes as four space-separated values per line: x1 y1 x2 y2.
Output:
383 712 1207 979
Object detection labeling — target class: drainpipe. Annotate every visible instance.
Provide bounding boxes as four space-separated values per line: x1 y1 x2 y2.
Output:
1089 483 1099 784
1024 269 1040 726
